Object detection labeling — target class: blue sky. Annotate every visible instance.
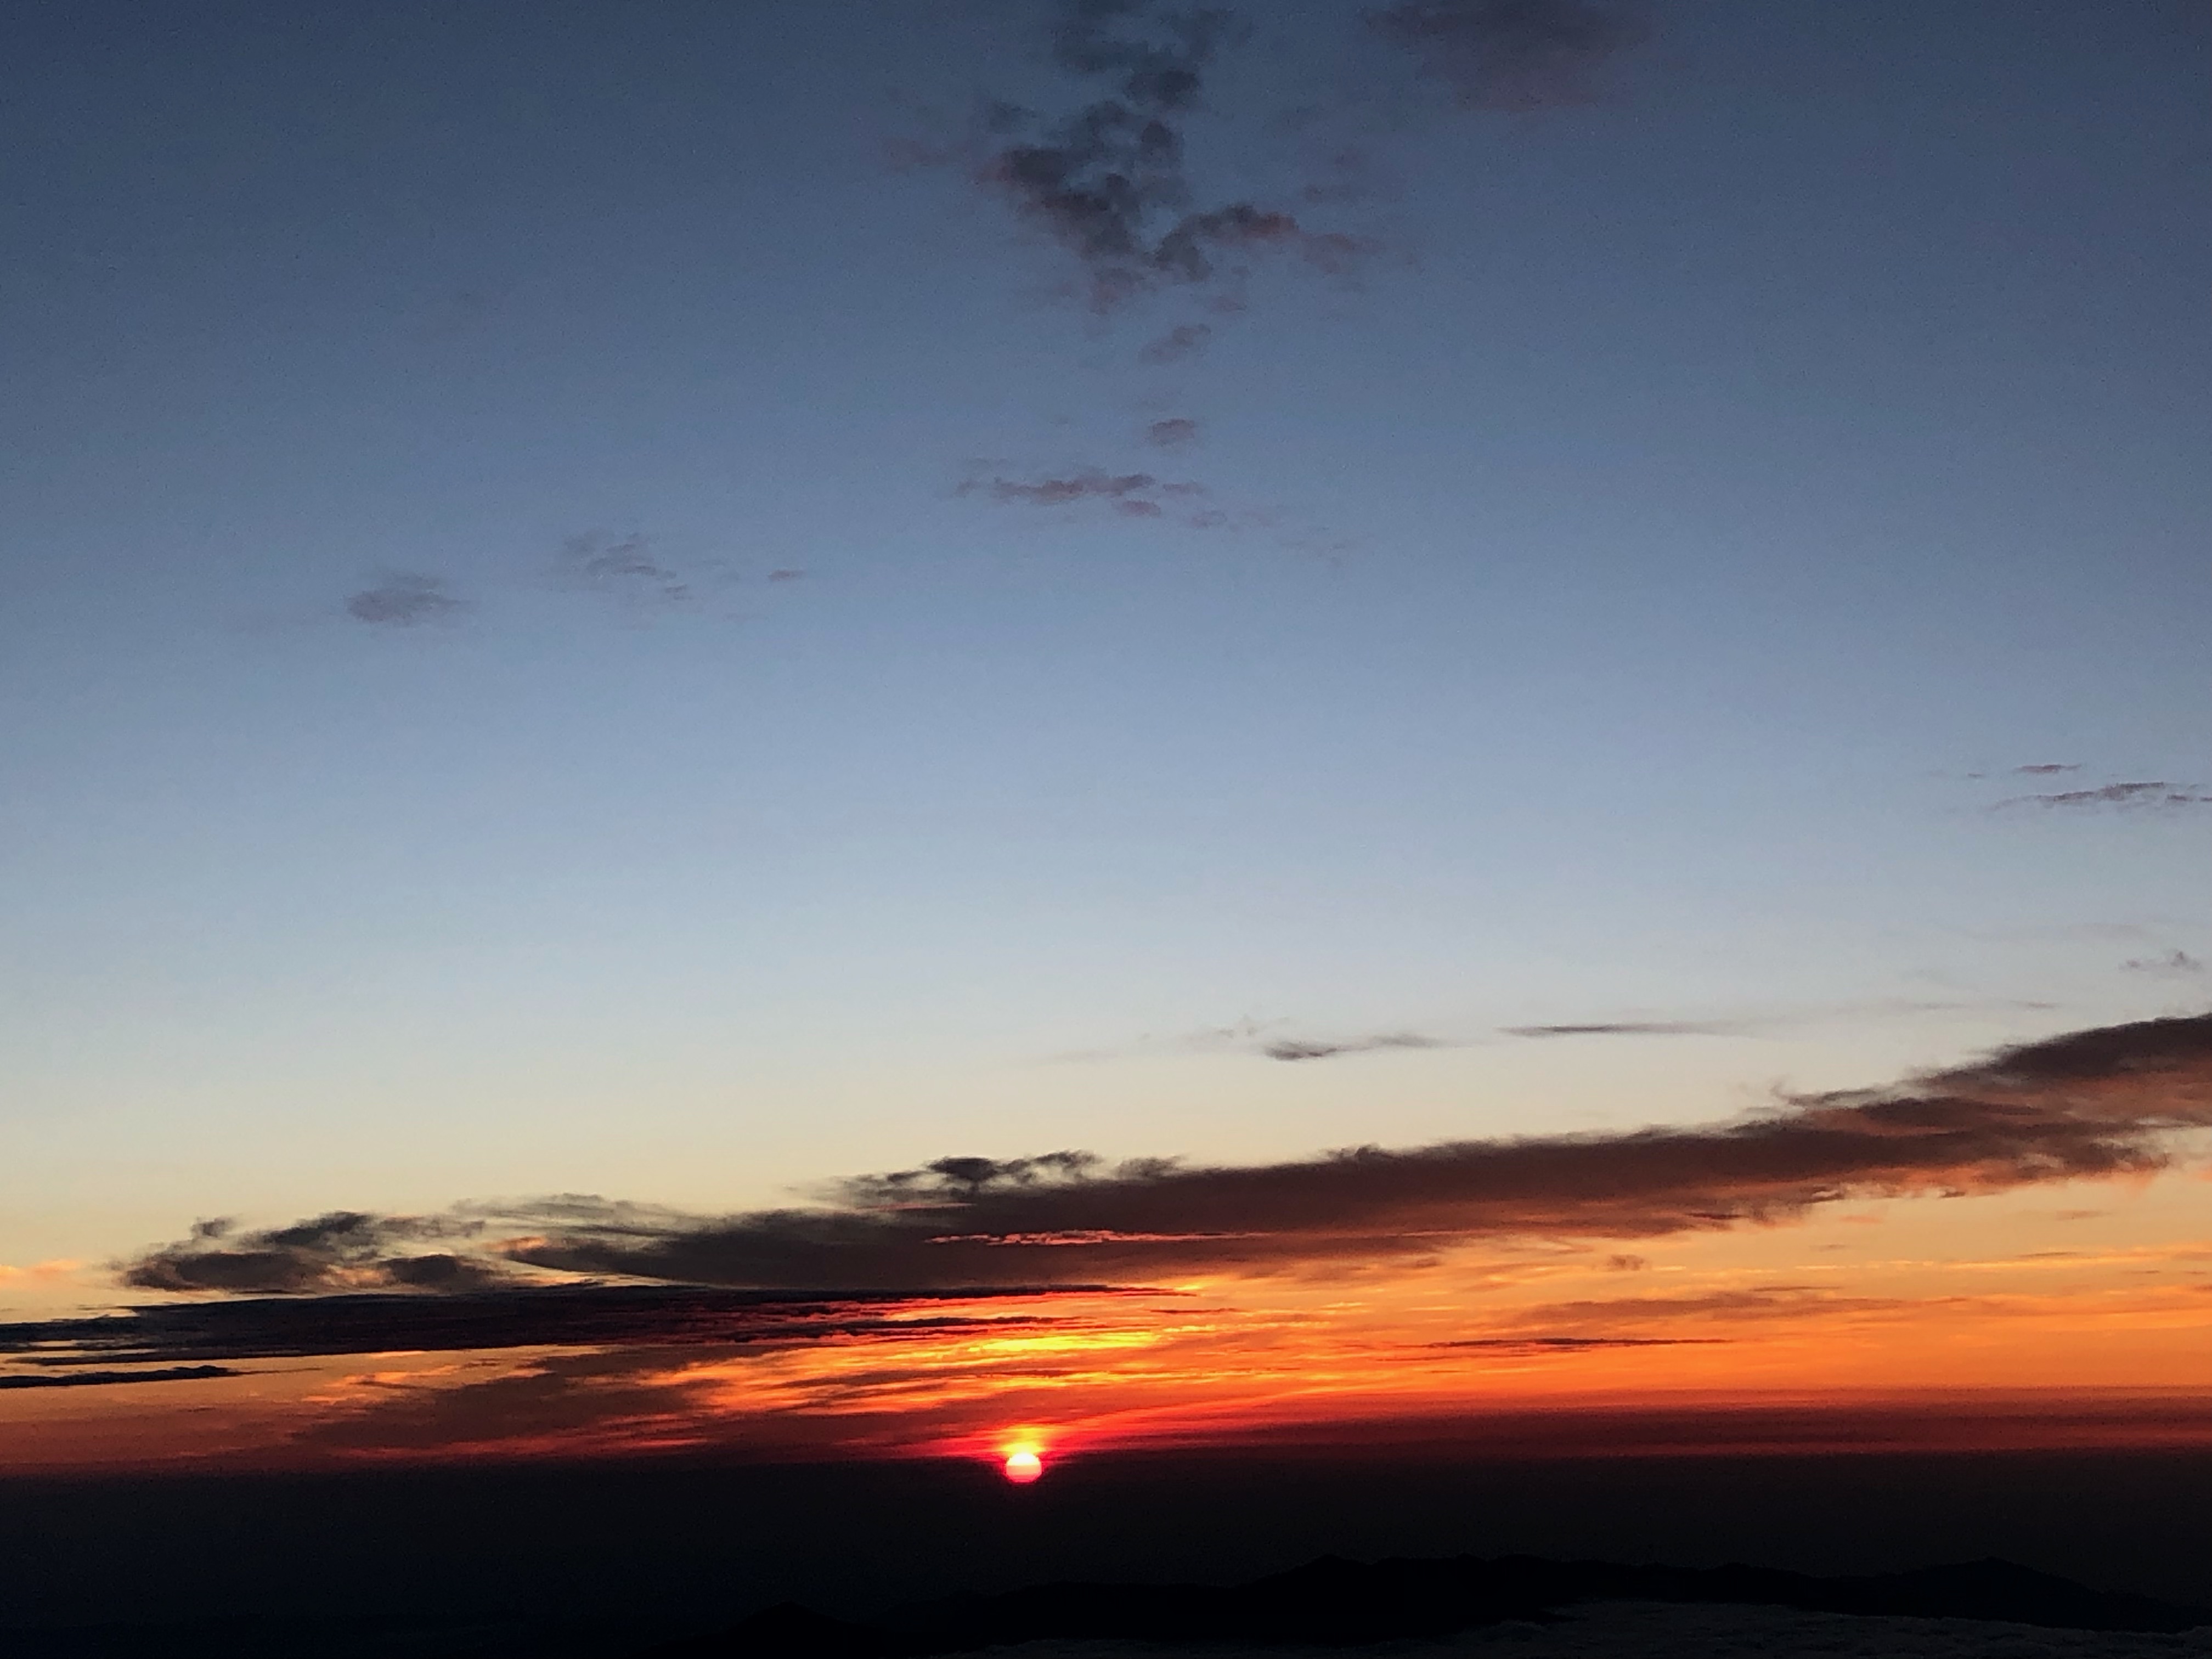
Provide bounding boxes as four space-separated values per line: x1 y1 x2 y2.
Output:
3 0 2207 1290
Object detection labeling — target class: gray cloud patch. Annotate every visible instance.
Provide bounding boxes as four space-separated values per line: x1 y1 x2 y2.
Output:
983 1 1369 311
1370 0 1643 110
343 573 466 627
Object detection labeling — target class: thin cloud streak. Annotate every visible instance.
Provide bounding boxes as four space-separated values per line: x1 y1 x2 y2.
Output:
1503 1021 1739 1039
959 465 1214 522
0 1365 241 1391
2000 781 2212 811
1263 1032 1448 1061
0 1284 1119 1377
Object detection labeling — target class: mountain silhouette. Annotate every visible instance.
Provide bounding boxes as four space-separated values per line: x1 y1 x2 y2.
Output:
643 1551 2212 1655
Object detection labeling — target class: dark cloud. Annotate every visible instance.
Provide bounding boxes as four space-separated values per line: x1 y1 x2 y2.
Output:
2015 763 2083 775
0 1284 1111 1379
1951 1011 2211 1084
1370 0 1642 111
2002 781 2212 810
1503 1022 1735 1039
343 572 466 627
2124 950 2205 978
120 1212 511 1296
766 568 807 583
1263 1032 1447 1062
0 1364 241 1390
80 1013 2212 1318
983 1 1369 311
1146 416 1200 447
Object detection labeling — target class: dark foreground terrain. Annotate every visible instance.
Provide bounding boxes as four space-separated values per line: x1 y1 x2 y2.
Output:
653 1553 2211 1657
3 1448 2208 1657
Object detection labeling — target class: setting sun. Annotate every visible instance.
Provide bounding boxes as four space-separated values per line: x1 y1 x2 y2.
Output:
1002 1447 1044 1484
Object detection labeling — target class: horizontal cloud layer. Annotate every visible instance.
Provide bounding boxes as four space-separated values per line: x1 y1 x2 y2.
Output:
0 1284 1113 1372
101 1013 2212 1299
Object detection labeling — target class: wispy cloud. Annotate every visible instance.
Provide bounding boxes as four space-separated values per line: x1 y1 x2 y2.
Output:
1999 780 2212 811
1146 416 1201 447
958 461 1356 548
2123 950 2205 979
959 465 1213 521
343 572 466 627
1370 0 1644 111
556 531 727 610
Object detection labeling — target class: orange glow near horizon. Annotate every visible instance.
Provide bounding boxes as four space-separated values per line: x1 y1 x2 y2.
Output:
3 1168 2209 1476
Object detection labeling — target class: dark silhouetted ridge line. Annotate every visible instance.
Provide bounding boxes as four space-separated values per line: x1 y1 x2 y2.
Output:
645 1551 2212 1654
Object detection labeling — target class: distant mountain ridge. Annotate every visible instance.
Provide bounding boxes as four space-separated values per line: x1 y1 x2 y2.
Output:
647 1551 2212 1656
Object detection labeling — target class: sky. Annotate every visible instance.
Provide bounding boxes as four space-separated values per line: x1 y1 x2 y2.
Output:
1 0 2208 1481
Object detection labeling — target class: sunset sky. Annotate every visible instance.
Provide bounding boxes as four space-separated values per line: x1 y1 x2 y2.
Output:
3 0 2208 1483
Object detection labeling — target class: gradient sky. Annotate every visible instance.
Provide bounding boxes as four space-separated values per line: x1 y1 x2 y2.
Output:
2 0 2208 1473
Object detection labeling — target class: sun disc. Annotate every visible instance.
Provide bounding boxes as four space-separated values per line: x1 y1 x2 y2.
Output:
1002 1448 1044 1484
